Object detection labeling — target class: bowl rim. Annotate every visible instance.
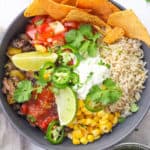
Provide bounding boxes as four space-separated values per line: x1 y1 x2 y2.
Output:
112 142 150 149
0 1 150 150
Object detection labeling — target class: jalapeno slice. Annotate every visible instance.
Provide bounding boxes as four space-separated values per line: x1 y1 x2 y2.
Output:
39 62 55 82
45 120 65 144
58 51 79 68
84 98 105 112
52 67 71 88
69 72 79 85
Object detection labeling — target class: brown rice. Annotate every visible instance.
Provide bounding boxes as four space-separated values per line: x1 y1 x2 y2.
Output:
100 37 148 117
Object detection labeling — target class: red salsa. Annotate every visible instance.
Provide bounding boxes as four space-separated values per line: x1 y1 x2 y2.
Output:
21 88 58 132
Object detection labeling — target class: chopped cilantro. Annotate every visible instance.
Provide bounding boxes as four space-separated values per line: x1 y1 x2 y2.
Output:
27 115 36 123
65 29 77 43
146 0 150 2
98 60 110 68
65 24 101 58
86 78 122 106
65 30 84 48
79 24 93 39
14 80 33 103
70 31 84 48
118 117 126 123
35 19 44 26
88 42 98 57
130 103 139 112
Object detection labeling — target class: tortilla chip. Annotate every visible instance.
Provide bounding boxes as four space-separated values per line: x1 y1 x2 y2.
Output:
61 0 77 6
103 27 125 44
54 0 63 2
24 0 47 17
63 9 108 28
76 0 120 22
39 0 75 20
108 10 150 46
108 1 120 12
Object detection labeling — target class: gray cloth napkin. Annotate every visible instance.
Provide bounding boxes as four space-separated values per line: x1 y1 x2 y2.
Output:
0 107 44 150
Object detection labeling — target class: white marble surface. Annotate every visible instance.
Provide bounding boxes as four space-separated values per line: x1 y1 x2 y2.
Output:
0 0 150 150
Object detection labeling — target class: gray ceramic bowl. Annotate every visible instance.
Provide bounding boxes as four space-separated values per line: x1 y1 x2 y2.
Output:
111 143 150 150
0 1 150 150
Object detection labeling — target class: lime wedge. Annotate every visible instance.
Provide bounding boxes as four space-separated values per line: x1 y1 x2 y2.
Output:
11 52 58 71
55 87 77 126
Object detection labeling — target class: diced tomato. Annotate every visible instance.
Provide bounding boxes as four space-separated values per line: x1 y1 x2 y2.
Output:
52 32 65 41
26 17 77 47
20 88 58 131
45 17 54 23
63 21 79 30
36 23 49 33
20 104 28 114
31 16 45 25
26 24 37 40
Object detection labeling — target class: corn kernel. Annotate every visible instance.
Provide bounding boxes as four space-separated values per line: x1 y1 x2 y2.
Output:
100 122 112 133
112 116 118 125
85 118 93 125
97 111 105 117
10 70 25 80
92 129 101 137
72 130 82 139
87 134 94 142
78 100 84 108
34 44 47 52
7 47 22 56
115 112 120 117
108 114 115 121
94 135 101 140
102 114 109 120
77 110 82 116
94 116 100 123
80 137 88 145
73 125 79 130
72 139 80 145
99 119 109 125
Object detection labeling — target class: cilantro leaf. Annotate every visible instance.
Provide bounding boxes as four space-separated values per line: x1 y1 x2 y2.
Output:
88 42 98 57
86 78 122 106
103 78 116 89
98 60 110 68
14 80 33 103
79 40 90 57
79 24 93 39
65 29 77 43
146 0 150 2
70 31 84 48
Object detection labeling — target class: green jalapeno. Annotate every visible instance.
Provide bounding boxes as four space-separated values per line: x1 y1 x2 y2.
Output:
45 120 65 144
58 51 79 68
69 72 79 85
39 62 55 82
84 98 105 112
52 67 71 88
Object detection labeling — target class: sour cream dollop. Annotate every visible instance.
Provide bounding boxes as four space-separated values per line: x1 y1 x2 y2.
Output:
73 56 110 99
